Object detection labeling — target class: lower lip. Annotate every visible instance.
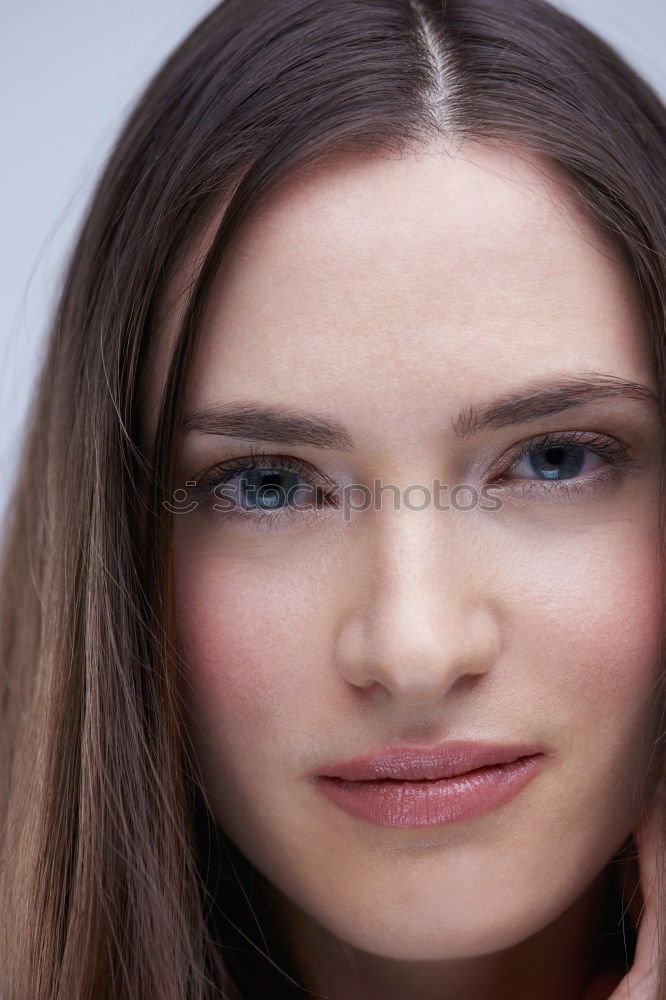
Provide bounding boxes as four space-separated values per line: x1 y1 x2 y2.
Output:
316 755 546 828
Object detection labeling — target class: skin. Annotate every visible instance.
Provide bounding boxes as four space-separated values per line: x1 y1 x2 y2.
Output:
143 143 664 1000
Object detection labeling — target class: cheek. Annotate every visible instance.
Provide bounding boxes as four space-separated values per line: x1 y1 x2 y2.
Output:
174 544 331 788
518 523 662 706
505 517 664 839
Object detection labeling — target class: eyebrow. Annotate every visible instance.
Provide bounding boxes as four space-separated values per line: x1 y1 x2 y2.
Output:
453 372 658 438
182 373 659 449
182 401 354 449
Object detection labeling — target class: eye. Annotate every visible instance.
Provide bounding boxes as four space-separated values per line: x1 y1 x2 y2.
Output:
509 440 600 480
191 449 340 529
495 430 635 498
215 465 317 512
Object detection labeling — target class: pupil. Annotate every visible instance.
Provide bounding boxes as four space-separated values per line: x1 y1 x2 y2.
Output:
241 471 299 510
531 444 584 480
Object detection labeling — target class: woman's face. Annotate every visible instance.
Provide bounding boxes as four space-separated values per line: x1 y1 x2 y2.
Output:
146 145 663 967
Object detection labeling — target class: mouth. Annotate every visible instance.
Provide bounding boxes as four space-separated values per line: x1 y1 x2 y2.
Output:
314 741 548 828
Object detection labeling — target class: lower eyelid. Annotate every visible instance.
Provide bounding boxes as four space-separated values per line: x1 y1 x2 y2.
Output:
498 463 625 502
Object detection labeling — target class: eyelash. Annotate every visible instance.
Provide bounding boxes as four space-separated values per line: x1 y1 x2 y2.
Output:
192 446 338 531
493 430 634 499
190 431 636 529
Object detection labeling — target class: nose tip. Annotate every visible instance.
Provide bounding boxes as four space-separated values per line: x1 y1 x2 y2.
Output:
335 597 499 706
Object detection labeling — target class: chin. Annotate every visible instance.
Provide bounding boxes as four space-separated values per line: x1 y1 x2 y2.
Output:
305 892 555 962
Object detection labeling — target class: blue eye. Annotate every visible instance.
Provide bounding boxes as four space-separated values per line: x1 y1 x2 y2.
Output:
499 431 634 497
511 442 594 481
192 450 339 528
217 467 317 512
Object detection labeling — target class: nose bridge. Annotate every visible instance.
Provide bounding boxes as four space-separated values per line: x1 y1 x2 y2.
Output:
335 505 500 703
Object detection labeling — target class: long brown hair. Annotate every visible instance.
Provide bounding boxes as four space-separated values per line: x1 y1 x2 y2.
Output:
1 1 664 997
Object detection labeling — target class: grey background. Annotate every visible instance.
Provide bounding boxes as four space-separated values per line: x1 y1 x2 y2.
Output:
1 0 664 516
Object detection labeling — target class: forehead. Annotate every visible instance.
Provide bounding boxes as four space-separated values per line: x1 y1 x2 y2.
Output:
143 143 652 446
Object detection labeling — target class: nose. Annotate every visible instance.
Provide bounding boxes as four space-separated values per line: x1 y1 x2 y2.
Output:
334 508 501 707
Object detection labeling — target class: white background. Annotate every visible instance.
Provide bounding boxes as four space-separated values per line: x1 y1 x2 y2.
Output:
1 0 665 514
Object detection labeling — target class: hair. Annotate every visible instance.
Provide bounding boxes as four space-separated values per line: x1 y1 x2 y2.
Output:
1 0 665 996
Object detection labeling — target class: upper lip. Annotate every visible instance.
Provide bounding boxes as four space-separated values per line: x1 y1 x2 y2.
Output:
317 741 545 781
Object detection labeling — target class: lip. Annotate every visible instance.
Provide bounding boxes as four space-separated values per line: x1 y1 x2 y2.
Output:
314 741 548 828
316 740 546 781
